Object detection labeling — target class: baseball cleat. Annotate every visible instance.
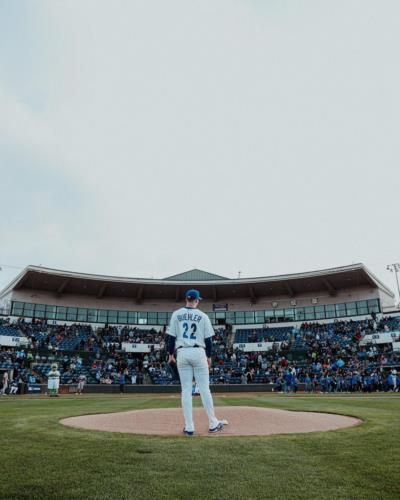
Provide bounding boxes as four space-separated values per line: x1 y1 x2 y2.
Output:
183 429 194 437
209 421 225 433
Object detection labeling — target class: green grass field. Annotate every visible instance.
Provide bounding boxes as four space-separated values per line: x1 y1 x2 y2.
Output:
0 393 399 500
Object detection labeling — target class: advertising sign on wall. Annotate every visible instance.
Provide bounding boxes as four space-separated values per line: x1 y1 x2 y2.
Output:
232 342 281 352
0 335 30 347
359 332 400 346
121 343 160 353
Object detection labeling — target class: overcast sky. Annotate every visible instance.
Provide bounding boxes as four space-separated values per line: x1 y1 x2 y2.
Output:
1 0 399 296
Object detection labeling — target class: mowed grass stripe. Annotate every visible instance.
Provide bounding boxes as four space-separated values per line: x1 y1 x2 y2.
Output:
0 395 399 499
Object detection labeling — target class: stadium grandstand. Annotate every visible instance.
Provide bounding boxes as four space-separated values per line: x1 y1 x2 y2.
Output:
0 263 399 394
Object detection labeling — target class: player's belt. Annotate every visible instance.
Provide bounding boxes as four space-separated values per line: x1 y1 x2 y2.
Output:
177 345 202 349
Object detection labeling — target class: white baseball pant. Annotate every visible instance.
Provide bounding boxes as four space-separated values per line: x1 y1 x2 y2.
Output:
177 347 219 432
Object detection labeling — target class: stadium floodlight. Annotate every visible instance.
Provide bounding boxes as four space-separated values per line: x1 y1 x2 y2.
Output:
387 263 400 305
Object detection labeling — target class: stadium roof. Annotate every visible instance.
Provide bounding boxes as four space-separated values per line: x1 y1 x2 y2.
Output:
164 269 228 281
0 263 394 304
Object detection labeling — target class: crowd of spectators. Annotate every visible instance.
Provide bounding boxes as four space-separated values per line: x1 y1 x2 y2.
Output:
205 318 400 390
0 347 38 394
0 317 164 353
1 315 400 393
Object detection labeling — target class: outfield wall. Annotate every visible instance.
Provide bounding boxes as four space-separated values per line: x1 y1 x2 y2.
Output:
28 384 281 395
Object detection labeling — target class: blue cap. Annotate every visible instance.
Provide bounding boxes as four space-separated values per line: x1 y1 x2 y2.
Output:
185 289 202 300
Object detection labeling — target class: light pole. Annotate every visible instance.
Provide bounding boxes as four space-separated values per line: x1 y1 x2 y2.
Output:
387 263 400 306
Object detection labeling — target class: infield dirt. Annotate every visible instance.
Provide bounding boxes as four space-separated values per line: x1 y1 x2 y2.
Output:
61 405 361 436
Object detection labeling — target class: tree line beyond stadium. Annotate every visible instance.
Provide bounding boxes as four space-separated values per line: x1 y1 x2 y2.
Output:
11 298 380 325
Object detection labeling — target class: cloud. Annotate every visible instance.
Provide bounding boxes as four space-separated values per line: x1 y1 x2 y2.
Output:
0 85 54 158
1 0 399 288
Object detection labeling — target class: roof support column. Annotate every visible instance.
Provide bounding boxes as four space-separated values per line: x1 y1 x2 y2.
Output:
249 286 257 304
136 286 144 304
56 279 70 296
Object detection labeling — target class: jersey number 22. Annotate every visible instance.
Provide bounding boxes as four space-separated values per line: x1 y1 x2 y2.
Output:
182 322 197 340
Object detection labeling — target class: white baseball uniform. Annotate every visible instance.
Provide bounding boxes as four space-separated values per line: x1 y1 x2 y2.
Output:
47 369 60 391
168 306 219 432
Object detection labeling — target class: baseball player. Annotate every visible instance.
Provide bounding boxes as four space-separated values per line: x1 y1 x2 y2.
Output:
1 370 9 395
76 373 87 395
167 289 227 436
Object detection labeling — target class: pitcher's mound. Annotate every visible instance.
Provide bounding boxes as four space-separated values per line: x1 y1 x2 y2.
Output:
61 406 360 436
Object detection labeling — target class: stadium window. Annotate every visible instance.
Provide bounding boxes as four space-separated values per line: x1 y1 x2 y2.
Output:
356 300 368 315
325 304 336 319
34 304 46 319
107 310 118 324
128 311 137 324
255 311 264 323
274 309 285 322
225 312 235 324
148 312 157 325
244 311 255 324
234 312 245 324
67 307 78 322
45 305 56 320
56 306 67 321
264 310 275 323
367 299 380 313
335 303 346 318
118 311 128 324
304 307 315 321
138 312 147 325
23 303 34 317
314 306 325 320
345 302 357 317
284 308 295 321
98 310 108 323
87 309 98 323
215 312 226 326
77 308 88 322
11 301 24 316
157 312 167 325
243 311 253 324
295 308 305 321
207 312 216 324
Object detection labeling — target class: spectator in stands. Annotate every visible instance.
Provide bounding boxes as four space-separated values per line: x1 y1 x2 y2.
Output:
284 369 292 393
312 375 319 393
292 375 299 393
136 371 144 384
304 374 312 393
100 374 112 384
119 372 126 393
17 375 25 395
274 375 283 392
